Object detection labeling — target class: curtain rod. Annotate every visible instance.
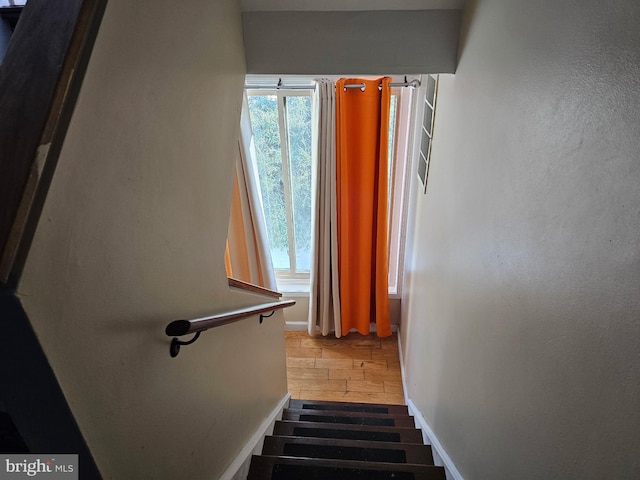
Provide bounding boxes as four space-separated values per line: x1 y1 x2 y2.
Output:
244 78 421 91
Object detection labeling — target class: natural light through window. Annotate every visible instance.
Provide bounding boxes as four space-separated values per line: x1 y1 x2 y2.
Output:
247 90 312 284
246 80 412 294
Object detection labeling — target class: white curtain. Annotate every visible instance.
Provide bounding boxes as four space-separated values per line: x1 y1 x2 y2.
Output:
225 94 277 291
308 79 341 336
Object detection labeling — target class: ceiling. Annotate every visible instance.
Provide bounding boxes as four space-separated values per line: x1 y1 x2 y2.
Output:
240 0 465 11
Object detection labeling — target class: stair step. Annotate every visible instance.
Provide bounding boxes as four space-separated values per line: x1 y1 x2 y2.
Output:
289 398 408 415
263 435 434 465
256 400 437 479
248 455 446 480
283 408 415 427
274 420 424 444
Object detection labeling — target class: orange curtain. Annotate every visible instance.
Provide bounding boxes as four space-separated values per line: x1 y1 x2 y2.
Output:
225 95 277 290
225 144 276 289
336 77 391 337
225 162 253 281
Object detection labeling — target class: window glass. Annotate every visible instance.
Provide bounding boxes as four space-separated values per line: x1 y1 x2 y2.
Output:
423 103 434 137
387 94 398 215
417 75 438 192
247 94 290 270
284 95 313 273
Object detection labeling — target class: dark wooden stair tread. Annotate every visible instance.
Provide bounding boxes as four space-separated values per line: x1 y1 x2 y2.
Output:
282 408 415 427
263 435 434 465
247 455 446 480
249 400 442 479
288 398 408 415
274 420 424 444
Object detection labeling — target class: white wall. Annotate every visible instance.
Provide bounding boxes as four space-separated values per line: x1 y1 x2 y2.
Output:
16 1 289 478
401 0 640 478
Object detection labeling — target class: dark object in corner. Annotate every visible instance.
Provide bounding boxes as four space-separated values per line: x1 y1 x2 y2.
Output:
0 411 29 453
0 6 23 32
0 293 102 478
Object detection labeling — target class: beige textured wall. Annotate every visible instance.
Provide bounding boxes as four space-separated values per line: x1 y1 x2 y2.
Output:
16 1 288 478
401 0 640 478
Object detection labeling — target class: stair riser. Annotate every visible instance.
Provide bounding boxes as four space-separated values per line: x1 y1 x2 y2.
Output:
274 421 424 444
262 436 434 465
289 399 408 415
285 407 414 420
248 456 446 480
282 411 415 427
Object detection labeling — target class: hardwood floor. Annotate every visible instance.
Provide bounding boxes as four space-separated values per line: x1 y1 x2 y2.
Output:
285 330 405 405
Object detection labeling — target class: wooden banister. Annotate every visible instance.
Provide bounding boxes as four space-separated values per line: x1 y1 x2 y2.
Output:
0 0 107 286
228 277 282 298
164 299 295 357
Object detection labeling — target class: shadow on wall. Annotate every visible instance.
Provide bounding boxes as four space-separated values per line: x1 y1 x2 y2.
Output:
456 0 479 65
0 294 101 478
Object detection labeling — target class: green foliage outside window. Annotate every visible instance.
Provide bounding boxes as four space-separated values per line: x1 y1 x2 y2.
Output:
248 94 312 272
285 96 312 270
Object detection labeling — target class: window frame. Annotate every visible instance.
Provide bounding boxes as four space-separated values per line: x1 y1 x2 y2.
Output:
246 88 313 286
417 75 439 192
387 86 416 297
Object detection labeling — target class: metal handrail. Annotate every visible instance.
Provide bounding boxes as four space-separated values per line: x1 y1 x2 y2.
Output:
164 299 295 357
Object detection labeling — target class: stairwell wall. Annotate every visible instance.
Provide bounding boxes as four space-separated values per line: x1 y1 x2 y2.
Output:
15 1 289 479
401 0 640 478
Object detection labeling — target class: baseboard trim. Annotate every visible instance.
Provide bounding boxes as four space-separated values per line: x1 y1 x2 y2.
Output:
285 322 399 333
397 330 410 405
219 392 291 480
284 321 308 331
406 399 464 480
397 328 464 480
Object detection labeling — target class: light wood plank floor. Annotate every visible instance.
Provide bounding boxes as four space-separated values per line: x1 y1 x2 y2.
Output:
285 330 405 405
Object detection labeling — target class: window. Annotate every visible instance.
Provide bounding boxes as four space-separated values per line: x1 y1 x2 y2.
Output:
246 79 414 294
417 75 438 192
387 86 414 295
247 89 313 288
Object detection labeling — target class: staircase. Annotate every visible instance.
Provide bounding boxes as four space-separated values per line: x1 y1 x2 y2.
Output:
248 398 446 480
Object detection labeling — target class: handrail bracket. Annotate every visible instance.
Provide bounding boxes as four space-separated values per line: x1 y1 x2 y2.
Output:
259 310 275 324
170 331 201 358
164 299 296 358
